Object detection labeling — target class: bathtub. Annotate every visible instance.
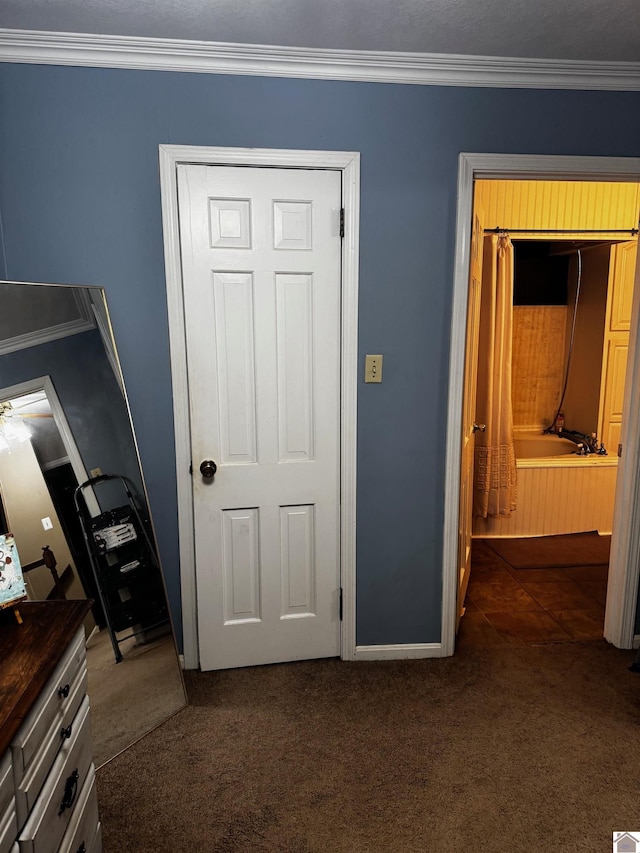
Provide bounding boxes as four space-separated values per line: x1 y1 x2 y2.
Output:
473 429 619 539
514 431 582 459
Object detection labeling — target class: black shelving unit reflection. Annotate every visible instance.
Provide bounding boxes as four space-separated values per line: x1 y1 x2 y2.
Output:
74 474 169 663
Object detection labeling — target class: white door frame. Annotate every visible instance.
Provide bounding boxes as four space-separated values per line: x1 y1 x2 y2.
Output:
159 145 360 669
443 153 640 657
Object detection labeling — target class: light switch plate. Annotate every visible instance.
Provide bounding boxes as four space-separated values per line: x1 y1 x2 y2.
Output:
41 517 53 531
365 354 383 383
90 467 103 478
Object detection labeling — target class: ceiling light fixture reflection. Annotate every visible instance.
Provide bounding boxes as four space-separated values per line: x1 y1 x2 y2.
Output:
0 402 32 451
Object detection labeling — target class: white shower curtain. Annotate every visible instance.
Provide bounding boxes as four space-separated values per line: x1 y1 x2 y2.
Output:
473 233 518 517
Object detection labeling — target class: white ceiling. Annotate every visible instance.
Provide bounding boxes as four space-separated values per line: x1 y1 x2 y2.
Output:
2 0 640 63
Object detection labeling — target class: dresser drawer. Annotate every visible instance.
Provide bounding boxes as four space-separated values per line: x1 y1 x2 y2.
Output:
58 765 98 853
14 665 87 831
12 629 85 781
0 801 17 853
0 753 13 820
18 697 92 853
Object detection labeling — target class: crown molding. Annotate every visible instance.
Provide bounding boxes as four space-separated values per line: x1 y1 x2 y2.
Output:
1 28 639 90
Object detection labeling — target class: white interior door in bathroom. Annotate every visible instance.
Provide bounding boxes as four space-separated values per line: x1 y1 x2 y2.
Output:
178 164 342 670
457 198 485 629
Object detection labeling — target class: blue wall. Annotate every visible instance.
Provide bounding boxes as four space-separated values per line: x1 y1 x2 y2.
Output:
1 64 639 648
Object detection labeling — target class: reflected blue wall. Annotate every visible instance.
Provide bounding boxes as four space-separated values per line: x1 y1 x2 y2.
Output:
1 63 639 647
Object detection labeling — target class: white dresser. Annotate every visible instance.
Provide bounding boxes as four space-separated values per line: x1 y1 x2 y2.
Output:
0 601 100 853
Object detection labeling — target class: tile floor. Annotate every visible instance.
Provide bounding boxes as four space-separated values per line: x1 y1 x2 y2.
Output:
458 538 609 647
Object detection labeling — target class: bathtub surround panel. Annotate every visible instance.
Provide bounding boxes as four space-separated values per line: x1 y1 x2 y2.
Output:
473 451 617 538
511 305 567 430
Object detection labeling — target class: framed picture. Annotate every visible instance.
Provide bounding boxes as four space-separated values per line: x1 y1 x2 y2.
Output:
0 533 27 610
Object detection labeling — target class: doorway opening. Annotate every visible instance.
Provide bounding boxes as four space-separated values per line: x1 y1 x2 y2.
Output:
463 227 637 646
444 155 640 656
0 380 102 623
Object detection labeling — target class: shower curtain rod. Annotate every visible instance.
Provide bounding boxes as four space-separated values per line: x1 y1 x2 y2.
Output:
486 227 638 235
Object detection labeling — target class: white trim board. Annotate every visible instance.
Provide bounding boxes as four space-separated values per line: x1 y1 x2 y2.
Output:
1 28 640 91
355 644 443 661
159 145 359 670
443 153 640 657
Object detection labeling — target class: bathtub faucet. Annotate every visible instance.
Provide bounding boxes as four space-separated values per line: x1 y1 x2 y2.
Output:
561 430 606 455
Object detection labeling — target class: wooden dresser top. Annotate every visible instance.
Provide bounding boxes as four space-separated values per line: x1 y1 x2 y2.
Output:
0 601 91 756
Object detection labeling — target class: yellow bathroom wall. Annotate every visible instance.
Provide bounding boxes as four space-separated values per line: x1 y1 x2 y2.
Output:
512 306 567 430
474 180 640 238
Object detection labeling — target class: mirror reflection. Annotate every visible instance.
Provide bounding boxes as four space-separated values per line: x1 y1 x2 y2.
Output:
0 280 186 767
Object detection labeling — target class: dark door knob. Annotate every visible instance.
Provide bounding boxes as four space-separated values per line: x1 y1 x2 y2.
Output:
199 460 218 480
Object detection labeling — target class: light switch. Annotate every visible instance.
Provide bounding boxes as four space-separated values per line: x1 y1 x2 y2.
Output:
90 467 103 478
41 517 53 531
365 354 383 383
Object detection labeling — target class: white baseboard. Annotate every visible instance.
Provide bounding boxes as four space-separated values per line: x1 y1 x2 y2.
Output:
178 654 186 669
354 643 442 661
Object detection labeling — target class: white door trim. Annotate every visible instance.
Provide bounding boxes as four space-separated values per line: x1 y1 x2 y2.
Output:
443 153 640 656
159 145 360 669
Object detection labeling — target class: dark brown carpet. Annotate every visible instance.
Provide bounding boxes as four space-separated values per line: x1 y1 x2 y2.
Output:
96 641 640 852
485 531 611 568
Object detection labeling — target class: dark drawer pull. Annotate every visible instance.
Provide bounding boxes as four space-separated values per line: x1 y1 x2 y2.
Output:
58 769 79 816
58 683 70 699
76 843 86 853
60 723 73 740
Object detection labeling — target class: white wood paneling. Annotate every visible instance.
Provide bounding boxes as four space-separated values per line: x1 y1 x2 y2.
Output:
280 505 315 618
213 271 258 464
276 273 314 461
222 508 261 624
473 459 618 538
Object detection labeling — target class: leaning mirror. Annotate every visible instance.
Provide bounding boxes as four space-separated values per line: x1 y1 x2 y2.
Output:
0 280 187 767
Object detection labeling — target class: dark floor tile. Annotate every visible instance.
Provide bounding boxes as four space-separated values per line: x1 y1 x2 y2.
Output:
469 563 511 582
463 596 479 613
547 609 605 641
520 580 602 612
470 541 502 565
456 611 511 648
505 567 572 584
575 580 609 606
564 565 610 583
467 579 541 613
486 610 573 643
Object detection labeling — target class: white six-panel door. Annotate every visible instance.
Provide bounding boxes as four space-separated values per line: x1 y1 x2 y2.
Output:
177 164 342 670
